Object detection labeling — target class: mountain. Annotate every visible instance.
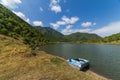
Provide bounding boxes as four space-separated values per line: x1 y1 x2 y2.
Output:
0 4 101 45
102 33 120 43
0 4 47 50
35 26 101 42
65 32 101 42
35 26 67 42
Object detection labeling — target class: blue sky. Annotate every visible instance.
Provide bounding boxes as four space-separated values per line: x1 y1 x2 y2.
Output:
1 0 120 37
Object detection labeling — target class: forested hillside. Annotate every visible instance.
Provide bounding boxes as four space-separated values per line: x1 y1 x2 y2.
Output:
0 4 48 50
102 33 120 43
35 26 67 42
35 26 102 43
65 32 101 43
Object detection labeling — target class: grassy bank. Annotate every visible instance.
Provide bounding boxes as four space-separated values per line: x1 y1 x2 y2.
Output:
0 34 108 80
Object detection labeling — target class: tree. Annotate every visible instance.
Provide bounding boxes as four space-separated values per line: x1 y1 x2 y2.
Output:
0 28 8 35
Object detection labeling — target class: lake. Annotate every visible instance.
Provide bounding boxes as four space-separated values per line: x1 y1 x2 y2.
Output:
41 44 120 80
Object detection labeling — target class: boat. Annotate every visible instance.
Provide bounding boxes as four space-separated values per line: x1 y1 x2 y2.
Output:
67 58 90 71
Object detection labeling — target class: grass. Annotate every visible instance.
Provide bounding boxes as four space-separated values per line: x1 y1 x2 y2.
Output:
50 57 64 65
0 34 107 80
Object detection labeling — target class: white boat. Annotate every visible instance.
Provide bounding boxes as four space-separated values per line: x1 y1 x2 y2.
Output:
67 58 90 71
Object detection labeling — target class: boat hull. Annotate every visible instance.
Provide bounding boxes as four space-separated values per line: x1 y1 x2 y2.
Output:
67 58 90 71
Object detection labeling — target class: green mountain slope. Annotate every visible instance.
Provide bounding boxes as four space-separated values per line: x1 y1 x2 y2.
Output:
102 33 120 43
0 4 47 50
35 26 67 42
65 32 101 42
35 27 101 42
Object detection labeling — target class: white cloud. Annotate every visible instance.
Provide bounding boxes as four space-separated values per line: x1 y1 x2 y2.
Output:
61 25 91 35
61 25 72 35
0 0 22 9
57 21 66 25
81 22 96 27
40 7 43 11
33 21 43 26
62 16 79 24
50 23 59 29
50 16 79 29
13 11 30 23
62 21 120 37
92 21 120 37
51 5 61 13
50 0 62 13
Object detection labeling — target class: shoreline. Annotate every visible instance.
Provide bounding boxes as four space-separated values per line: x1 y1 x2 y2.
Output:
42 51 109 80
48 41 120 45
86 70 109 80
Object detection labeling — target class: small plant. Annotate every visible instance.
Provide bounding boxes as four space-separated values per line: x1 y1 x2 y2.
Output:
50 57 63 65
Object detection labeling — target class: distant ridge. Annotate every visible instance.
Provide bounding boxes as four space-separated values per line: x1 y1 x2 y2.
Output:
65 32 101 42
102 32 120 43
35 26 67 42
35 26 102 42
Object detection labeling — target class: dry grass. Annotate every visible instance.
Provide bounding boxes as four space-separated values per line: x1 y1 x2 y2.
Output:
107 40 120 45
0 34 108 80
0 35 31 57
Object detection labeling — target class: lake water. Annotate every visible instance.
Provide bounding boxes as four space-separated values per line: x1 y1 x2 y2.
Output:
41 44 120 80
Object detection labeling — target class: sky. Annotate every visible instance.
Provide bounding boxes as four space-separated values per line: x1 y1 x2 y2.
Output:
0 0 120 37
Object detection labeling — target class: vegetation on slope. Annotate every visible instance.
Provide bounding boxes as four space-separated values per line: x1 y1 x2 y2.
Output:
102 33 120 44
0 4 48 50
0 34 107 80
35 26 102 43
65 32 101 43
35 26 67 42
0 34 31 57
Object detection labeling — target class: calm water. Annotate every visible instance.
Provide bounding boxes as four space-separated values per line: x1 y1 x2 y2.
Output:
41 44 120 80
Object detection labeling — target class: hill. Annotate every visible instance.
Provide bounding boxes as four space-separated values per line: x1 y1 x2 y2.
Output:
65 32 101 43
35 26 102 43
102 33 120 44
0 34 107 80
35 26 67 42
0 4 47 50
